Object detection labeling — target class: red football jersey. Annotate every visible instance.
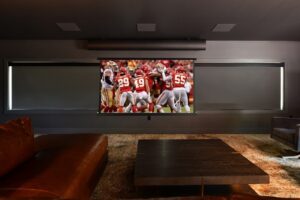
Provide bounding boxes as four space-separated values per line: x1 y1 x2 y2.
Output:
161 72 174 91
134 76 147 93
144 73 154 89
173 72 187 88
115 74 132 93
163 79 173 90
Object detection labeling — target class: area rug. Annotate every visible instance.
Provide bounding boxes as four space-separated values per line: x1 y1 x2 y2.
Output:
91 134 300 200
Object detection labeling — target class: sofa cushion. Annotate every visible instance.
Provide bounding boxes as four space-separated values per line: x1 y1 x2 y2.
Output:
0 134 108 199
272 128 296 144
0 117 34 177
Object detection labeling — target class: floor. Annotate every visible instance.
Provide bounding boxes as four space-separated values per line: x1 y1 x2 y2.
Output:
91 134 300 200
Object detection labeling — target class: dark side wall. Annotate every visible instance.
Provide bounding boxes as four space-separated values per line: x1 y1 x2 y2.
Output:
1 40 300 134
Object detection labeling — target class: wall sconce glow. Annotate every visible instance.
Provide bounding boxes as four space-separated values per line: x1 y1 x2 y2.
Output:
8 66 12 110
280 66 284 111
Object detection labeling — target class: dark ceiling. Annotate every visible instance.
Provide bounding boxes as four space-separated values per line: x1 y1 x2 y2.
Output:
1 0 300 40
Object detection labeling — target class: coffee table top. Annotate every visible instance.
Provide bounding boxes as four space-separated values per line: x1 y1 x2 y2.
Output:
134 139 269 186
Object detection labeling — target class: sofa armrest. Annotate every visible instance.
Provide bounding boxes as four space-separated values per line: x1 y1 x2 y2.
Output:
0 134 108 199
296 124 300 151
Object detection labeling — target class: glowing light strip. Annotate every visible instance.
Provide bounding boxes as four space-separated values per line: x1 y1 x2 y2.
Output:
8 66 12 110
280 66 284 111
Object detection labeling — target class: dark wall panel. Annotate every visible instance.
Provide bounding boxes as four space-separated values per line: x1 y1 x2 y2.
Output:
0 40 300 133
12 66 99 110
9 63 281 113
195 65 281 110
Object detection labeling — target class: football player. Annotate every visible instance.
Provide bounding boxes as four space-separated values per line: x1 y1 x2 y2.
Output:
100 62 115 112
114 67 137 113
185 68 194 105
141 63 161 101
134 69 154 112
173 65 190 113
156 68 177 113
151 63 165 100
141 64 154 90
127 60 138 75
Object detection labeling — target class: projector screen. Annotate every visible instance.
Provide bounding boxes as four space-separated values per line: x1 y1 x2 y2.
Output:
99 59 194 114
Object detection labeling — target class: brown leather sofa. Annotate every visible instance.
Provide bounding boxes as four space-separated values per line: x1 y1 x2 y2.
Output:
0 117 108 200
271 116 300 152
129 195 300 200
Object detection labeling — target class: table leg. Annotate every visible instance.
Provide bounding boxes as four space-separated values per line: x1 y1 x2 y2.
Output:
201 179 204 197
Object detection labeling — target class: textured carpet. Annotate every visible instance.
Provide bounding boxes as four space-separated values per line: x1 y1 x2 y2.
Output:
91 134 300 200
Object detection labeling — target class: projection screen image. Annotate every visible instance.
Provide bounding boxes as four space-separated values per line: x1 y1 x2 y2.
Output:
99 59 194 114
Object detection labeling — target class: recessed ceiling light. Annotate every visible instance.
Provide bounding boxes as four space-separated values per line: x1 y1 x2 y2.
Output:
56 23 81 32
137 23 156 32
212 24 236 32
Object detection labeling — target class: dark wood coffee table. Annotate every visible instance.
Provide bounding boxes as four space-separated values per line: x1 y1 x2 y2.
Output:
134 139 269 195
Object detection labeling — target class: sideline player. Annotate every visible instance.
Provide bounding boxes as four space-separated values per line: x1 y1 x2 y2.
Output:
173 66 190 113
114 67 137 113
100 62 115 112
